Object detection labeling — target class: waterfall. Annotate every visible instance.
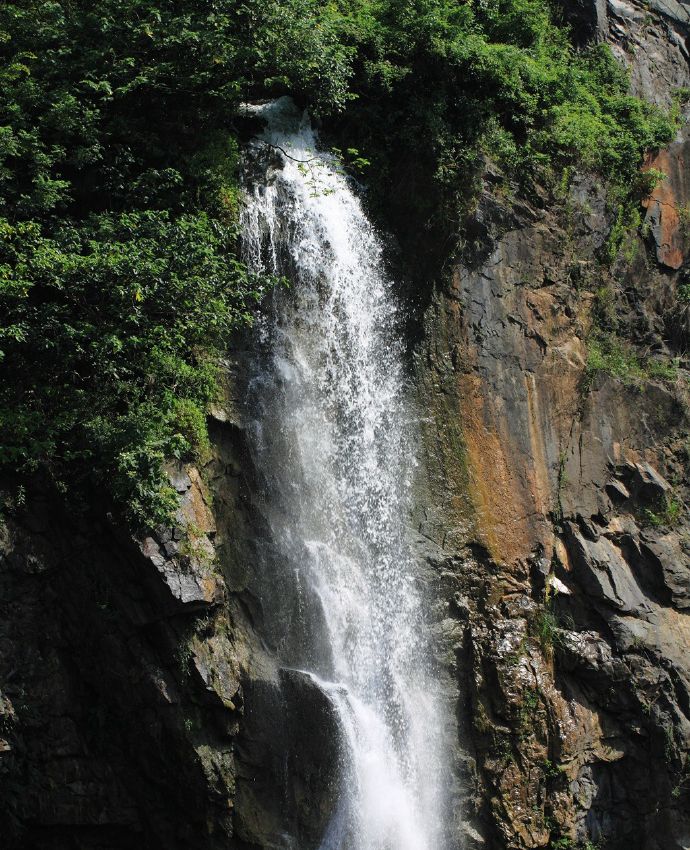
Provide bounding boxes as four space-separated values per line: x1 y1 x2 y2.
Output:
241 97 448 850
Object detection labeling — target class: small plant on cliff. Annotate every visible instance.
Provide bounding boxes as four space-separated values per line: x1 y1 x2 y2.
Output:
176 635 196 679
531 606 566 658
664 722 676 762
677 202 690 236
516 686 542 738
586 336 646 384
541 758 566 783
473 701 492 734
178 522 216 569
671 756 690 799
644 493 683 528
677 278 690 303
604 165 667 264
490 731 515 764
592 285 618 332
585 334 679 389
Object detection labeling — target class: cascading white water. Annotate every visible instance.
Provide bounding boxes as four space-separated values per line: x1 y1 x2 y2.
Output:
241 97 448 850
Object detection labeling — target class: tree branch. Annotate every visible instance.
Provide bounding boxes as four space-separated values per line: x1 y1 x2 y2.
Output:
256 140 318 164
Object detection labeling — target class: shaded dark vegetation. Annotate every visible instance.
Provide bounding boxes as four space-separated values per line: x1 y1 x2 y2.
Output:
0 0 680 526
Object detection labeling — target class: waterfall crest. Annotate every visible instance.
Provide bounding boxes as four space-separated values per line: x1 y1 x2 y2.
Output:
241 96 448 850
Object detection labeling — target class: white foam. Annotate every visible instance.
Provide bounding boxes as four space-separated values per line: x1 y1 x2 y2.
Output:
242 96 450 850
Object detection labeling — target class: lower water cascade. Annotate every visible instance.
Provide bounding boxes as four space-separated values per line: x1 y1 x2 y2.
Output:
241 97 450 850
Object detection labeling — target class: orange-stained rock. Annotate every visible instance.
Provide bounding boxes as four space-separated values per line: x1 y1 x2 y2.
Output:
642 144 690 270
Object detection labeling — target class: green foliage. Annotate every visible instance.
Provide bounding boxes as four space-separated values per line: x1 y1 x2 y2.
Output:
0 0 310 524
664 722 675 762
592 285 617 330
638 168 669 197
0 211 265 525
490 730 515 764
327 0 678 242
531 606 564 657
586 336 647 382
586 335 679 387
541 759 565 782
516 686 542 738
677 202 690 237
604 170 667 262
671 756 690 799
550 840 602 850
0 0 358 219
644 494 683 529
677 275 690 303
0 0 679 524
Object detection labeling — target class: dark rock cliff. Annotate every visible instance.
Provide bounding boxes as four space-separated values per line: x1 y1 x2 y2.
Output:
0 359 343 849
3 2 690 849
411 1 690 847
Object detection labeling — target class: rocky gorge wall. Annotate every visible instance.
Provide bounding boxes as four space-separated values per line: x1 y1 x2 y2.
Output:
410 1 690 847
3 1 690 848
0 358 345 849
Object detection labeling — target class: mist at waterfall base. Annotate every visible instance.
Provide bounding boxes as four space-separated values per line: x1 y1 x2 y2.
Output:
241 97 451 850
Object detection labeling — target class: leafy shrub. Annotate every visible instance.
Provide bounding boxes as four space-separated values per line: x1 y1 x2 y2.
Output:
0 211 265 524
328 0 678 243
0 0 297 524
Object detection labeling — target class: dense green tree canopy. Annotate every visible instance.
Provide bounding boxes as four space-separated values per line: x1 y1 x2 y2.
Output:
0 0 679 525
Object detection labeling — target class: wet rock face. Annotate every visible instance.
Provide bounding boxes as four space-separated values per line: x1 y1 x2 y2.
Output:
236 670 341 849
0 374 342 850
0 467 245 850
411 2 690 846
